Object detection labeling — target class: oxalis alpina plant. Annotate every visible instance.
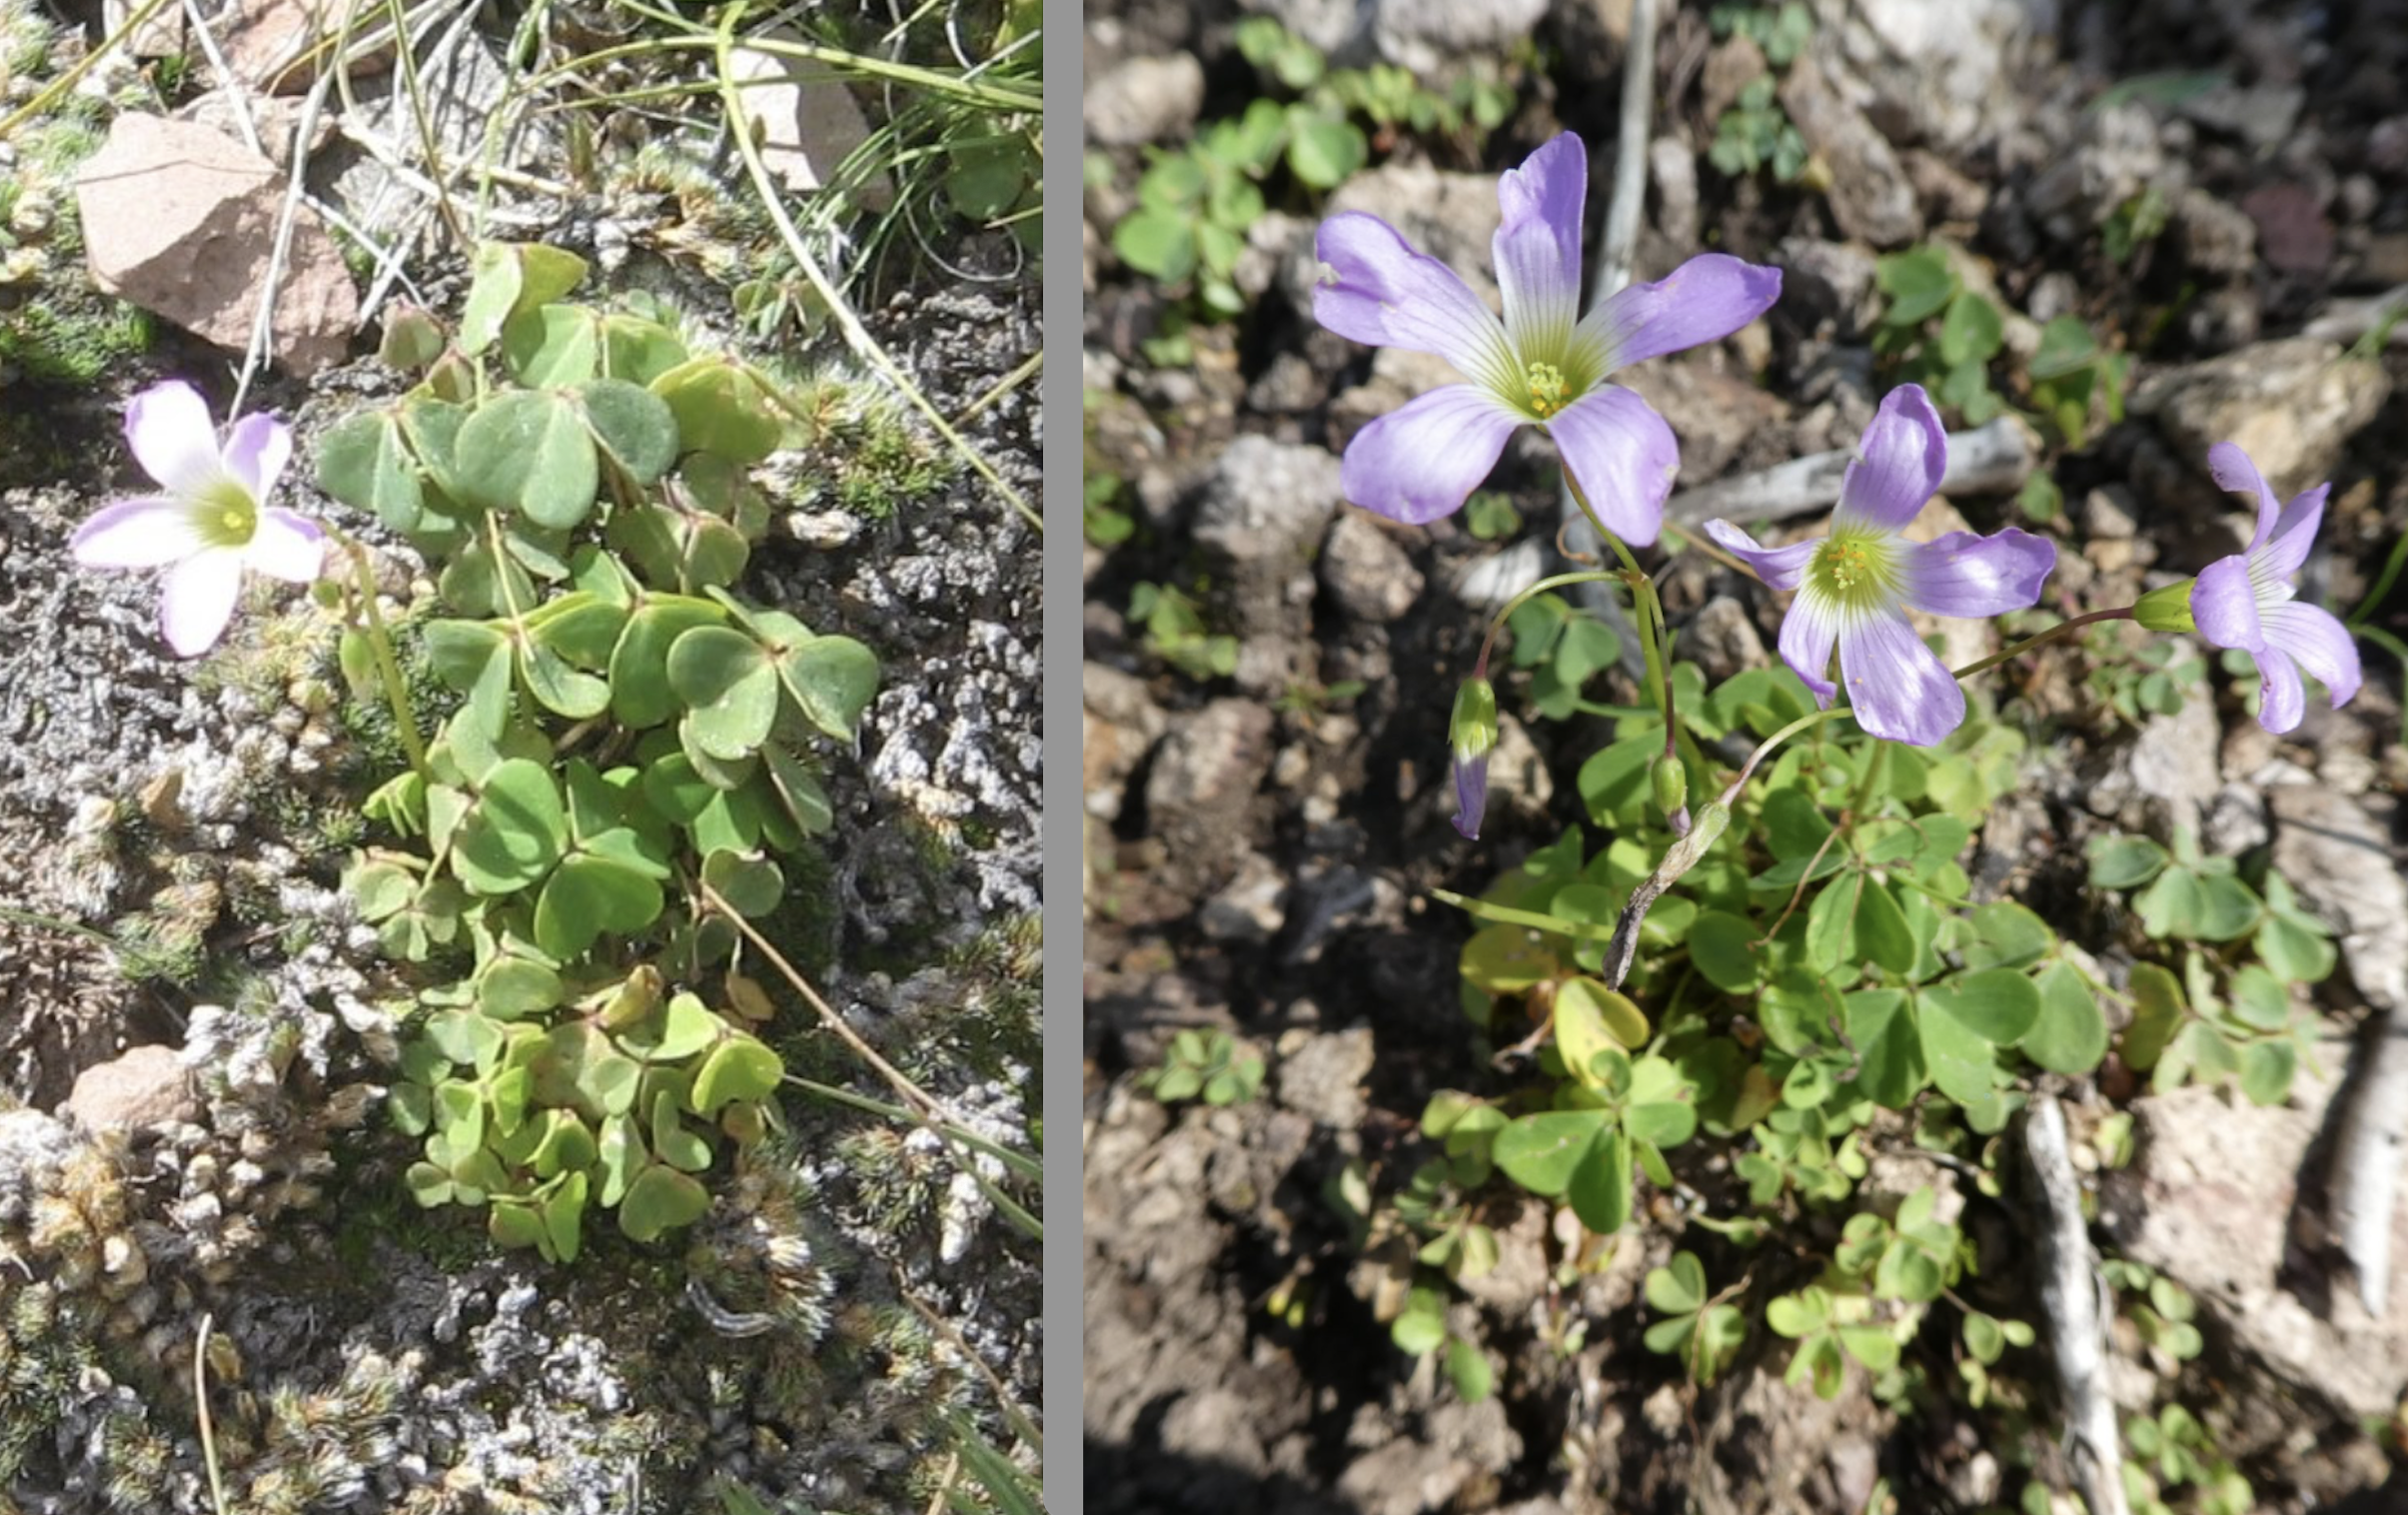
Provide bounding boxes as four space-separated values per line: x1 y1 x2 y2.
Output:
69 243 880 1262
1312 132 2363 1460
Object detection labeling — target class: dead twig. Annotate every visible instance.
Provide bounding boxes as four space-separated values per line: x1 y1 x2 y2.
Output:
1667 415 2039 530
2023 1094 2129 1515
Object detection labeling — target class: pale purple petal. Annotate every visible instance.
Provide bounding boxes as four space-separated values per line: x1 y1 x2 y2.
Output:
1339 385 1522 526
159 549 245 658
1493 133 1587 358
246 508 327 583
2254 648 2306 735
2261 602 2361 708
1580 254 1784 370
2206 441 2280 548
1701 519 1817 591
1898 529 2055 618
1315 212 1516 391
1832 385 1947 533
125 381 226 500
1453 749 1491 839
1778 587 1840 706
70 496 205 569
1837 612 1965 746
2191 555 2264 654
222 413 292 503
1546 385 1679 546
2254 485 2330 583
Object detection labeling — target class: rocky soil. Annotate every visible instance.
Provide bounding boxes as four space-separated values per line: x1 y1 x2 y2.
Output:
1083 0 2408 1509
0 9 1042 1508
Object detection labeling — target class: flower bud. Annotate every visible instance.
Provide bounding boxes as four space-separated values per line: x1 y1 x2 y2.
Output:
1450 678 1498 762
1449 678 1498 840
2133 580 2198 634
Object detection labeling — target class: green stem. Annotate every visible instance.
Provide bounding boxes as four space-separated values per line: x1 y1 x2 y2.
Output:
0 905 121 951
1476 571 1626 673
336 534 431 777
1563 471 1684 767
2347 531 2408 630
1947 606 2135 682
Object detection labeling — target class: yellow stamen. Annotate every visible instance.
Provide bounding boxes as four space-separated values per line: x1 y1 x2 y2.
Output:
1525 362 1568 419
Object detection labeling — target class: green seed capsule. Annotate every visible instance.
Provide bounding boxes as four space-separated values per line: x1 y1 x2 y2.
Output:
1651 752 1689 818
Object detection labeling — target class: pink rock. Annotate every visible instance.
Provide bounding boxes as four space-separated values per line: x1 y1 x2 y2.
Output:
74 114 359 376
63 1044 200 1132
219 0 392 95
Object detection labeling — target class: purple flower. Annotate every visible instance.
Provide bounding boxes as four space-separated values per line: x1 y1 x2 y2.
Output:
70 381 325 658
1702 385 2054 747
2190 442 2360 735
1313 133 1782 544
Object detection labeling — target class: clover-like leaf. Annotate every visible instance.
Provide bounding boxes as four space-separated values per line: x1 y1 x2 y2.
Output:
533 850 665 960
649 1088 713 1172
1492 1109 1609 1197
478 956 564 1020
317 410 424 532
2021 961 2108 1075
608 597 726 728
690 1033 782 1116
597 1111 642 1206
668 627 779 758
651 355 783 463
778 636 879 742
618 1163 710 1242
451 758 568 895
700 848 784 918
534 1022 642 1122
456 390 601 530
1568 1126 1633 1235
579 378 680 484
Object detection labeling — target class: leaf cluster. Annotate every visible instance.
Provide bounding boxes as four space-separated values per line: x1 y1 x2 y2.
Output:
1137 1027 1264 1107
320 244 881 1258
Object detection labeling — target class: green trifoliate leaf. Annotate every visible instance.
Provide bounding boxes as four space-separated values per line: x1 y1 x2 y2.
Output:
619 1164 710 1242
456 391 601 530
451 758 569 894
534 850 666 959
579 378 680 484
651 355 783 463
2022 961 2109 1075
667 627 779 758
779 636 880 742
317 410 424 532
1568 1126 1634 1235
690 1034 782 1116
1492 1109 1610 1196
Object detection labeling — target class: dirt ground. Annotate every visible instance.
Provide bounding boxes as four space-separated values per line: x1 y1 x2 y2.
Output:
1083 0 2408 1509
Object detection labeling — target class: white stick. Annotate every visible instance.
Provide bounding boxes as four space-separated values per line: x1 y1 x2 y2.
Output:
2328 1008 2408 1316
1668 415 2039 528
2024 1095 2129 1515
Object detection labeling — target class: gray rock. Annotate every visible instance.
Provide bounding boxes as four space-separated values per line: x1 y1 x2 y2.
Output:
1649 136 1700 249
2026 102 2166 243
1320 511 1424 624
1144 699 1276 889
2202 781 2269 856
1372 0 1549 74
1157 1387 1269 1477
1617 353 1789 485
2079 485 2139 541
2173 188 2259 277
1083 52 1205 147
1676 596 1771 682
1083 662 1165 822
2131 339 2391 503
2100 1036 2408 1420
1283 160 1505 316
2269 785 2408 1015
1275 1025 1376 1129
2087 681 2220 838
1198 850 1289 944
1194 437 1344 694
1779 53 1922 248
1777 237 1882 338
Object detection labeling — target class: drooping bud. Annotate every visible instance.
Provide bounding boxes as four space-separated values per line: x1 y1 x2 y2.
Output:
2133 580 2198 634
1450 678 1498 839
